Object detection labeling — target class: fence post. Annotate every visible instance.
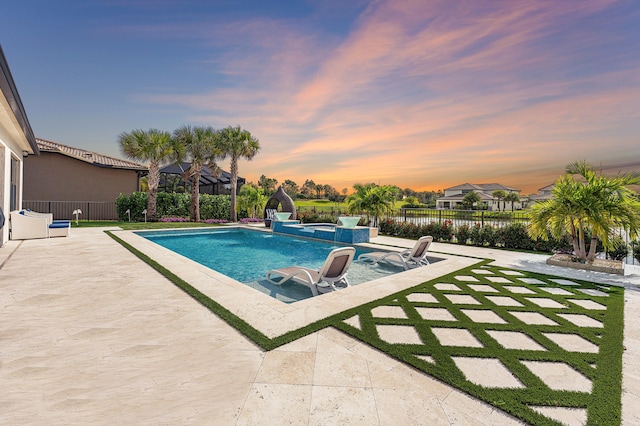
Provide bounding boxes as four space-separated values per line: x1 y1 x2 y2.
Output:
481 211 484 227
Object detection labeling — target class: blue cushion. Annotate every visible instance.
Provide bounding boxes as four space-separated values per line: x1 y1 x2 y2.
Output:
49 222 70 229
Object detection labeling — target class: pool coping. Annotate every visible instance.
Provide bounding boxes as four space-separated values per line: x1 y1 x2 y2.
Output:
114 226 479 338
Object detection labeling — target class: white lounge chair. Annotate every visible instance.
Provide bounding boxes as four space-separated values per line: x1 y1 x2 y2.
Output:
266 247 356 296
358 236 433 270
9 211 49 239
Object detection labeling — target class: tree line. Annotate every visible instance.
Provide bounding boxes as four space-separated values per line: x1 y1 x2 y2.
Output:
118 125 259 222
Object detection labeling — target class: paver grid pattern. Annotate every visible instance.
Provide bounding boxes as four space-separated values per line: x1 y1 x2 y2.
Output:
336 262 623 426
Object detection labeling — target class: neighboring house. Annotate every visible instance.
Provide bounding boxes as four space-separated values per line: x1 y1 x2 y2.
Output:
23 138 147 220
159 162 245 195
527 184 555 205
0 45 39 245
435 183 522 211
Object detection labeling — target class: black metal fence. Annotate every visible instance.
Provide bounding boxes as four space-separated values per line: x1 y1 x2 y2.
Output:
22 201 118 221
398 208 530 228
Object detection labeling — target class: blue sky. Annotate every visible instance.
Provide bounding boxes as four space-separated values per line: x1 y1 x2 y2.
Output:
3 0 639 193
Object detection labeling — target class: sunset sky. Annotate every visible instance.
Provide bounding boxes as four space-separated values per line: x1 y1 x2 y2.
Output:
3 0 639 194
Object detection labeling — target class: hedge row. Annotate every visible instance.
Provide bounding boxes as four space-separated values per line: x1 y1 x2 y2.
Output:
116 192 232 221
379 219 573 253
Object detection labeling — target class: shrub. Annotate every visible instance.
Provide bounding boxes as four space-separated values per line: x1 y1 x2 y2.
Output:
501 222 534 250
455 224 471 245
480 225 501 247
199 194 231 221
116 192 148 221
606 235 628 261
631 240 640 264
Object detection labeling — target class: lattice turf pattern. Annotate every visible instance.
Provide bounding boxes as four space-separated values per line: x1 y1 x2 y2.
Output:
334 261 624 426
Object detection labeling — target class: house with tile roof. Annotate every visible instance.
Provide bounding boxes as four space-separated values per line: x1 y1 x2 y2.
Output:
23 138 147 220
1 45 39 245
435 183 522 211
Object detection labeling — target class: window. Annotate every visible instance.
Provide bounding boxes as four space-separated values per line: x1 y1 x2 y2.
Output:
10 155 19 211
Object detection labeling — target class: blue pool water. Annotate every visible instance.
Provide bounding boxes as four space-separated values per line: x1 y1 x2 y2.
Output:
137 227 408 303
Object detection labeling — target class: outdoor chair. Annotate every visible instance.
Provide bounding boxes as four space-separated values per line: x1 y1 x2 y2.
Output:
358 236 433 270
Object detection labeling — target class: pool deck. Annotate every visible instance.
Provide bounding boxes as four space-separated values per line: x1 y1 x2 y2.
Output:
1 227 639 425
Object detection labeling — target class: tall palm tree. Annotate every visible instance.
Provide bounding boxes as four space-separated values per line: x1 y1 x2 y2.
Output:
528 160 640 262
172 125 224 222
504 191 520 212
216 125 260 222
492 190 506 211
118 128 175 221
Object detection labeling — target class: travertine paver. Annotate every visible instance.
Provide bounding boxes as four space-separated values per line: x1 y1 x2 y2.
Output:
577 288 608 297
443 294 481 305
415 307 457 321
541 287 574 295
371 305 408 319
550 279 581 286
504 285 537 294
471 269 494 275
568 299 606 310
518 278 546 284
485 330 547 351
486 276 513 283
452 357 524 388
543 333 599 353
509 311 558 326
499 270 525 276
406 293 438 303
376 324 423 345
485 296 524 307
434 283 462 291
557 313 604 328
530 407 587 426
431 328 483 348
454 275 479 282
521 361 592 392
526 297 567 308
461 309 507 324
467 284 499 292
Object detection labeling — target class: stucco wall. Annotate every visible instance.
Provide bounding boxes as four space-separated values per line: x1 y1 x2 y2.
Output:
23 152 140 202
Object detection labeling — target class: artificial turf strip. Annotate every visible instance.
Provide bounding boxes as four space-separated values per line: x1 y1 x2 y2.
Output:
332 262 623 426
107 230 623 425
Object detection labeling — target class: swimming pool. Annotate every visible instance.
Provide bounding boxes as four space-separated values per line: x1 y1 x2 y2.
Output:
137 227 411 303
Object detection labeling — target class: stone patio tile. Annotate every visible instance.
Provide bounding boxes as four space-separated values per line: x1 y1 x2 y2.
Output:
312 352 371 388
518 278 546 285
557 314 604 328
454 275 480 282
541 287 574 295
486 276 513 283
471 269 494 275
236 383 312 425
343 315 361 330
504 285 537 294
452 357 524 388
415 307 457 322
486 296 524 307
521 361 592 392
550 279 581 286
371 305 407 319
373 388 451 425
525 298 567 309
543 333 599 353
499 270 525 276
415 355 435 364
567 299 606 310
461 309 507 324
431 328 483 348
434 283 462 291
576 288 609 297
509 311 558 326
254 351 316 385
530 406 587 426
406 293 438 304
443 294 481 305
309 386 378 426
485 330 547 351
376 324 423 345
468 284 499 293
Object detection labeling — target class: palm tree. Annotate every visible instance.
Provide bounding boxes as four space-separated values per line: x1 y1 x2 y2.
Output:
504 191 520 212
118 128 175 221
347 183 398 226
216 125 260 222
172 125 224 222
492 190 506 211
462 191 482 210
528 160 640 262
237 184 267 218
